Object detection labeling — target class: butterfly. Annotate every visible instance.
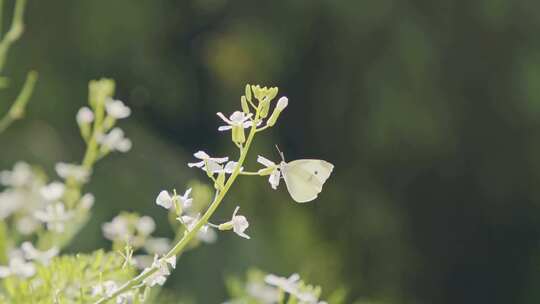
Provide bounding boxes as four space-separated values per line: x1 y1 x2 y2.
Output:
277 149 334 203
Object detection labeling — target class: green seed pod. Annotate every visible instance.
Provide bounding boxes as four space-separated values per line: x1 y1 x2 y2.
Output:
232 125 246 144
218 221 233 231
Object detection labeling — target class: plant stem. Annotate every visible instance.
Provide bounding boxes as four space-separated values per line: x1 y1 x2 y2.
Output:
0 0 26 74
95 111 261 304
0 70 37 133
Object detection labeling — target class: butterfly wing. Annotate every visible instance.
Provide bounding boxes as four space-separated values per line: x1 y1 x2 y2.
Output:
281 159 334 203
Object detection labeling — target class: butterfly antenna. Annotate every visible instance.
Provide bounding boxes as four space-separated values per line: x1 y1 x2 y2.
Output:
275 145 285 161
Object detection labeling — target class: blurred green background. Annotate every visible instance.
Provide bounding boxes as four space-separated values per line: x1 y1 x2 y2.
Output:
2 0 540 303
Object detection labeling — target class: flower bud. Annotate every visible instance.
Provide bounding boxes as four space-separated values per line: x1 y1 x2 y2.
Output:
259 98 270 118
241 96 250 114
245 84 252 102
266 97 288 127
76 107 94 140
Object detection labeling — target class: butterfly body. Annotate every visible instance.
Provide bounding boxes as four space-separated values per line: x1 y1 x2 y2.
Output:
280 159 334 203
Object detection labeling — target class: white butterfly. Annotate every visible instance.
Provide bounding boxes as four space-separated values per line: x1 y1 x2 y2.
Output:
279 158 334 203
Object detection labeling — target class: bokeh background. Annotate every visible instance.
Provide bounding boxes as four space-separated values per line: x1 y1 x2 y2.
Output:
2 0 540 303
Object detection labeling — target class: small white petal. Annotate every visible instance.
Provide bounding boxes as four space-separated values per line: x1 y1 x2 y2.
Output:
156 191 173 209
257 155 276 167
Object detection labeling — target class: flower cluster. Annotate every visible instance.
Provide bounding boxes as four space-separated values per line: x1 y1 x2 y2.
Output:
0 82 337 304
224 269 329 304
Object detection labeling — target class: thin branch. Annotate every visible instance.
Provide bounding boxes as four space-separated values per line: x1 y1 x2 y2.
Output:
0 70 37 133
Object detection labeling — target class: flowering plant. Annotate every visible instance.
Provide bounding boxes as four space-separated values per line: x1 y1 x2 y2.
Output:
0 1 339 303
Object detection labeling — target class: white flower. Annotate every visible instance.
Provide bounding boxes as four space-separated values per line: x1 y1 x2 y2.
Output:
76 107 94 125
231 206 250 239
198 226 217 243
246 282 280 304
257 155 281 190
221 161 243 174
265 273 300 295
0 190 23 219
0 251 35 278
91 280 118 297
156 190 173 209
21 242 59 265
136 216 155 235
33 203 72 232
216 111 253 131
40 181 65 201
116 291 135 304
98 127 132 152
102 215 131 241
188 151 228 173
144 238 171 255
105 98 131 119
180 214 200 231
156 188 193 211
15 216 40 235
55 162 90 183
142 255 174 287
80 193 95 209
219 206 250 239
0 162 33 186
178 188 193 209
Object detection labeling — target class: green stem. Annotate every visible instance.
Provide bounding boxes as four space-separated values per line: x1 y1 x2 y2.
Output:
0 70 37 133
0 0 26 74
238 171 260 176
94 111 262 304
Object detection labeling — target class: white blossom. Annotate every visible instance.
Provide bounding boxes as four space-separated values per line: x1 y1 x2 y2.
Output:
40 181 65 201
156 188 192 211
102 215 131 241
98 127 132 152
231 206 250 239
246 282 280 303
155 190 173 209
257 156 281 190
91 280 118 297
265 273 301 295
33 202 72 232
142 255 173 287
136 216 156 235
178 188 193 209
21 242 59 265
144 238 170 255
116 291 135 304
76 107 94 125
216 111 253 131
105 98 131 119
55 162 90 183
15 216 40 235
220 161 243 174
0 162 33 186
188 151 228 173
0 190 23 219
198 226 217 243
0 251 35 279
179 214 200 231
80 193 95 209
